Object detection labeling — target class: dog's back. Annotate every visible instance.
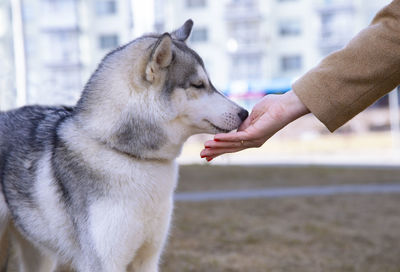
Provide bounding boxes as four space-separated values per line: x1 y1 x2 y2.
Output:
0 106 74 194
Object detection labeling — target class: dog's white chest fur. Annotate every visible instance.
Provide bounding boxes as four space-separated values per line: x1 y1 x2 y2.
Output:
86 158 178 270
30 124 179 270
79 130 178 269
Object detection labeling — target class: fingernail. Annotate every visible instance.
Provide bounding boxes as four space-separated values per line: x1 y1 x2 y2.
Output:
214 139 220 142
201 155 206 158
204 146 210 148
206 157 213 162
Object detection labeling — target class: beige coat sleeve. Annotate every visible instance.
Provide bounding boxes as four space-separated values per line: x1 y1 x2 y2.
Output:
292 0 400 132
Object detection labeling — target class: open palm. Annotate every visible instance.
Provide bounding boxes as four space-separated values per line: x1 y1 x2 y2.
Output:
200 91 309 161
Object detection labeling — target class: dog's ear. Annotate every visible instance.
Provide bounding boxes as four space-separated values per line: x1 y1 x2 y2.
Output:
171 19 193 42
146 33 173 82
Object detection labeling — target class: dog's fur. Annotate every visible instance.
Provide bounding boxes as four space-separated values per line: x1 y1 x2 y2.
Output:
0 20 247 271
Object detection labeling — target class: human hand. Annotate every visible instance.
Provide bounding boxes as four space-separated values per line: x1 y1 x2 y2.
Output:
200 90 310 161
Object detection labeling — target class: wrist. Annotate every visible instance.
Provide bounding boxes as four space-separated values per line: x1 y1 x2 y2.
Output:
282 90 310 120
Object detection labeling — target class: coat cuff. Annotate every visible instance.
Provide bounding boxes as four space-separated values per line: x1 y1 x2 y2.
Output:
292 77 347 132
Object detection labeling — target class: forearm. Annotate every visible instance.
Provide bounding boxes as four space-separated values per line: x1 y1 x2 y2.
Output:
293 0 400 132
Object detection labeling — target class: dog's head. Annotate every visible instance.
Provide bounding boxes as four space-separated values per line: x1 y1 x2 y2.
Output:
143 20 248 134
77 20 248 158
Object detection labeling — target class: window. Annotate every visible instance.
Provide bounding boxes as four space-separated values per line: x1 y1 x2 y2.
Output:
99 34 119 49
50 69 81 93
320 13 334 39
22 2 35 21
279 20 301 36
281 55 302 71
190 28 208 43
43 31 80 64
42 0 76 15
231 0 256 6
231 54 262 80
95 0 117 16
186 0 206 8
230 22 259 45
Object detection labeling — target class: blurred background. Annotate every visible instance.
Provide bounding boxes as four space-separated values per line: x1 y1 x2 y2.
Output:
2 0 400 271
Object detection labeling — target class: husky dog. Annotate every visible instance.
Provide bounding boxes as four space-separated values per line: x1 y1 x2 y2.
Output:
0 20 248 271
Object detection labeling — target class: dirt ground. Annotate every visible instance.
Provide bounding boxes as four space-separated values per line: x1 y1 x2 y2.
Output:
161 165 400 272
177 165 400 192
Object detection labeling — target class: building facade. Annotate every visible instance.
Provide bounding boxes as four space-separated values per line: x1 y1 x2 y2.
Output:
22 0 82 105
0 0 152 109
0 0 390 109
21 0 137 106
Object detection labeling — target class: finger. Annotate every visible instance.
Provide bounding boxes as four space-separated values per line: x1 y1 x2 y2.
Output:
205 156 215 162
203 139 216 147
204 140 243 149
201 141 250 156
214 131 250 142
201 147 245 157
202 138 263 156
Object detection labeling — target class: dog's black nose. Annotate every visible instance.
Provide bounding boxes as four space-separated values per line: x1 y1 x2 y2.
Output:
238 109 249 122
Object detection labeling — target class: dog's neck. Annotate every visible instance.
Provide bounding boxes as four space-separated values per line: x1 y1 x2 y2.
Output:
72 110 190 161
138 123 191 161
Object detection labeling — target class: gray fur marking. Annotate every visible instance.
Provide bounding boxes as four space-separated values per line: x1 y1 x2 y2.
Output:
111 116 167 158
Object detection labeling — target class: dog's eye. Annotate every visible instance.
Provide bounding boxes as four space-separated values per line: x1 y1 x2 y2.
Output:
191 82 205 89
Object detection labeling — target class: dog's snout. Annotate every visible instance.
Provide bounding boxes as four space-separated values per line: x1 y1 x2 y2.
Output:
238 109 249 122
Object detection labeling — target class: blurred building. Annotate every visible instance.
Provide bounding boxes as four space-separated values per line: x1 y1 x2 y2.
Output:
78 0 136 91
315 0 388 55
0 0 152 109
21 0 138 106
22 0 82 105
157 0 389 99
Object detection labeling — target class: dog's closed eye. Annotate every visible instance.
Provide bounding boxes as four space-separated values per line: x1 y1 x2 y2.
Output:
191 82 205 89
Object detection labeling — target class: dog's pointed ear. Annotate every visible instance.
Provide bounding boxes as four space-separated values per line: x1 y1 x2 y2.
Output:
146 33 173 82
171 19 193 42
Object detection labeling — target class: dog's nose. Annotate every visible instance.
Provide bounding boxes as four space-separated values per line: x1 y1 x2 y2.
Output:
238 109 249 122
